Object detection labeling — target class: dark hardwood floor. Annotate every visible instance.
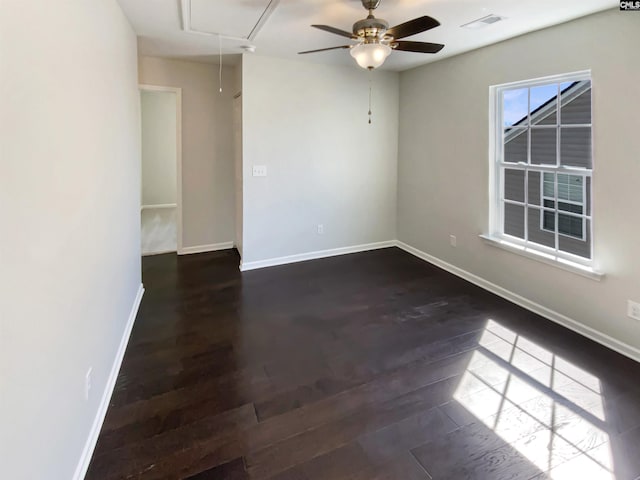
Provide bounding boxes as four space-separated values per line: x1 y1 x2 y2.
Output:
86 247 640 480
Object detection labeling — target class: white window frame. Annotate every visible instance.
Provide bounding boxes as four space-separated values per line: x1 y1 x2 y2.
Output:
485 70 600 277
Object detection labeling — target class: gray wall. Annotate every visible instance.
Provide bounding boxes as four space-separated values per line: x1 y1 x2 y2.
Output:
398 9 640 352
138 56 236 249
241 55 399 264
0 0 141 478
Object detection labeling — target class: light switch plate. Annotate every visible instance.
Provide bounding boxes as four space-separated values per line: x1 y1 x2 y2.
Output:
252 165 267 177
628 300 640 321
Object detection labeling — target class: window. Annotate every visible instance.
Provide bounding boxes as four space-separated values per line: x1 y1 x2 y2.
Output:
541 173 585 240
490 72 593 267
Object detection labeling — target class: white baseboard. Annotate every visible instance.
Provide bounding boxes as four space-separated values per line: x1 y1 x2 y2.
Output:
140 203 177 211
179 241 234 255
73 283 144 480
395 240 640 364
239 240 396 272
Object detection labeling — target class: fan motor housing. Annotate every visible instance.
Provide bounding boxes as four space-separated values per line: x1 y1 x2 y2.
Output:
361 0 381 10
353 16 389 39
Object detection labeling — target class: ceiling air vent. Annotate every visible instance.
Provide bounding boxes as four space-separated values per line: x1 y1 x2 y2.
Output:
461 14 505 29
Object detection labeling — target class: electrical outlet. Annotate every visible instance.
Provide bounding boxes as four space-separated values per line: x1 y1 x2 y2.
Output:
450 235 457 247
85 368 92 401
628 300 640 321
317 224 324 235
252 165 267 177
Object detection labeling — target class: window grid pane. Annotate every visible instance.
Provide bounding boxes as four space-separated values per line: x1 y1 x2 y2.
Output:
499 77 592 260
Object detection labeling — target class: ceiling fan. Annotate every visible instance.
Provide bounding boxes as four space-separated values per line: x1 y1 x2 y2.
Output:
299 0 444 70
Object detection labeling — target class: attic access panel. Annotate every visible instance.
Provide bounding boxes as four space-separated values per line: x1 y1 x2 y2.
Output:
188 0 277 40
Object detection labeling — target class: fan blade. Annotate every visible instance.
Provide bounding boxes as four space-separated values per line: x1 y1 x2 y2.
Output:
387 16 440 39
298 45 351 54
311 24 356 39
393 41 444 54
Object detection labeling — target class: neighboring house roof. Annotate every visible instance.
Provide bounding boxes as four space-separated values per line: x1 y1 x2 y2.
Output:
504 80 591 144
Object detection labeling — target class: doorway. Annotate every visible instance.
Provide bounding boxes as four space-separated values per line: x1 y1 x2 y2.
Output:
233 92 243 257
139 85 182 256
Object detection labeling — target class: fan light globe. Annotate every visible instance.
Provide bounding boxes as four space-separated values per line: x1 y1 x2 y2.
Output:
350 43 391 69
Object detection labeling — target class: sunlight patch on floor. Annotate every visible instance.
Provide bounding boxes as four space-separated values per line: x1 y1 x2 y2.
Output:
454 320 614 479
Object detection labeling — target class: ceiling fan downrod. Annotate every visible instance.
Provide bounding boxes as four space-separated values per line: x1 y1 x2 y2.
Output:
361 0 381 11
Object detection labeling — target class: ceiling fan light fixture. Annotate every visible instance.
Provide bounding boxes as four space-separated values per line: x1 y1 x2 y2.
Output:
350 43 391 69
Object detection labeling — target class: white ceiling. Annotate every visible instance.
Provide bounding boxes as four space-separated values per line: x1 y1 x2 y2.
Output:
118 0 617 71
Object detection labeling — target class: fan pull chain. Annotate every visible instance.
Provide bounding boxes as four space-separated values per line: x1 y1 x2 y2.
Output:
218 35 223 93
368 77 373 125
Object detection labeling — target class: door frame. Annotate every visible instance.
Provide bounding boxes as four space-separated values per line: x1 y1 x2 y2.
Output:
233 92 243 258
139 84 184 254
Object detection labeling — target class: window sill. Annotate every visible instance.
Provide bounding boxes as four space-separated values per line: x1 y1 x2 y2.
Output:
479 234 605 281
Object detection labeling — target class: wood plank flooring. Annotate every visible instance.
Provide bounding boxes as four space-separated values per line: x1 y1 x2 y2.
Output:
86 247 640 480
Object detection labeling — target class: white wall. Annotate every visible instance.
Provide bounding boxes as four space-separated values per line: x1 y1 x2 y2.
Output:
141 208 177 255
138 56 236 249
398 9 640 355
141 90 177 206
0 1 141 479
241 55 399 265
